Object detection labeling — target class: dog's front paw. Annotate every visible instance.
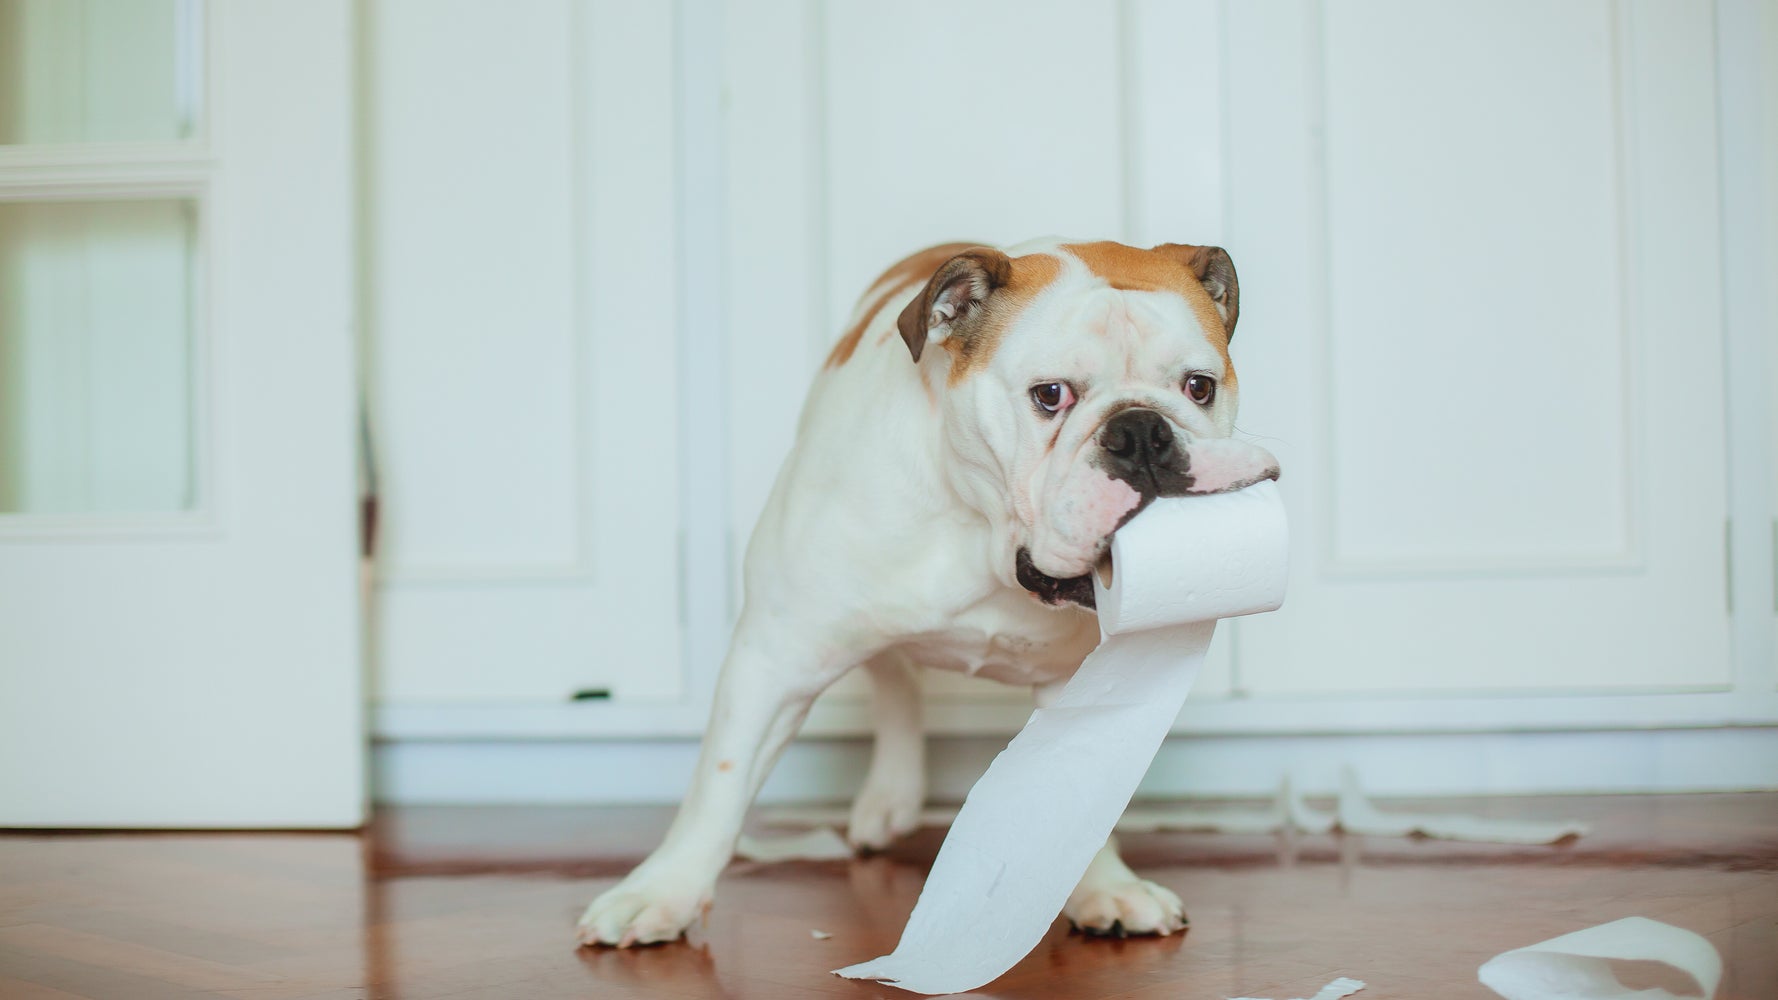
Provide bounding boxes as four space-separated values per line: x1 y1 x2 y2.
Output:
846 780 923 852
575 877 712 948
1063 877 1188 938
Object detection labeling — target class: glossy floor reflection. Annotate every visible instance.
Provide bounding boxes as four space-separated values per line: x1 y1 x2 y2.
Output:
2 793 1774 999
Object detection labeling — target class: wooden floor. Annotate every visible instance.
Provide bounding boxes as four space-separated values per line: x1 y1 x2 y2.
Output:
2 793 1774 999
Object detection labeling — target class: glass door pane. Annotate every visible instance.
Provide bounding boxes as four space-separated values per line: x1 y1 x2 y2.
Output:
0 199 197 514
0 0 200 145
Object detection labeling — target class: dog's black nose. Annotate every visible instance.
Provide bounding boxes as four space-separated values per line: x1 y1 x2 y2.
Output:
1098 408 1175 483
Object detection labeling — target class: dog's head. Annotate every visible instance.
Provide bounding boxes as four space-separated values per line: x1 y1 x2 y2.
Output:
898 239 1279 608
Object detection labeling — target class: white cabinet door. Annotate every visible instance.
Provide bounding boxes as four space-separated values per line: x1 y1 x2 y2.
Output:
365 0 683 707
0 1 362 827
1225 0 1731 696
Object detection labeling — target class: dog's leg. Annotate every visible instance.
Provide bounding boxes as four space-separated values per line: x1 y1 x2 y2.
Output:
847 653 925 851
576 620 846 947
1028 679 1187 938
1062 835 1188 937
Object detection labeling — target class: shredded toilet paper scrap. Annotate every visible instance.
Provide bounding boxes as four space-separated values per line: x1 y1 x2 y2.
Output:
734 827 854 863
834 483 1290 995
1231 976 1366 1000
1116 769 1589 843
1332 768 1588 844
1478 917 1722 1000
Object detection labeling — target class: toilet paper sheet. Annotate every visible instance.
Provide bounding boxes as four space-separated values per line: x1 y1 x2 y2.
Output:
833 482 1289 995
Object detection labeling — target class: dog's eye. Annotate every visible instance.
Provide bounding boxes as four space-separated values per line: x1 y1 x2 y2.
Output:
1030 381 1074 414
1185 373 1217 406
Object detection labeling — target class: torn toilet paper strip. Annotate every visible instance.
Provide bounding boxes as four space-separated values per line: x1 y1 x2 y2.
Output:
1478 916 1722 1000
832 622 1215 993
734 827 854 863
1231 976 1367 1000
834 482 1290 995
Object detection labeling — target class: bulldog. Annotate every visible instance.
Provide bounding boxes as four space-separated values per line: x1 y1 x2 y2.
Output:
576 237 1279 948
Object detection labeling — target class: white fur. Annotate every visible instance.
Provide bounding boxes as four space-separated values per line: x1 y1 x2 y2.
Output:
576 239 1250 948
847 655 926 851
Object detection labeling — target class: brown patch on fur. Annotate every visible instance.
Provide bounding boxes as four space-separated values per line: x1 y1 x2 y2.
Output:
824 242 979 368
942 252 1062 384
1061 241 1237 367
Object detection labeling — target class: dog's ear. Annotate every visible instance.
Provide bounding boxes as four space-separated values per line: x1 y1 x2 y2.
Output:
896 248 1013 362
1155 244 1239 340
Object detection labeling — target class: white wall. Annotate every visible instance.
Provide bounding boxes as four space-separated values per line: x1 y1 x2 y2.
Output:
366 0 1778 802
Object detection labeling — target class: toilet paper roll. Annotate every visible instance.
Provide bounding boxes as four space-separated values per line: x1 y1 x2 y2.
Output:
835 481 1289 995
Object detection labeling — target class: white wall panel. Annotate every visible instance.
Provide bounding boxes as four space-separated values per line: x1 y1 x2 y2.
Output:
370 0 580 576
721 0 825 591
1230 0 1731 695
1324 0 1630 567
1124 0 1226 247
369 0 682 704
1713 0 1778 693
820 0 1125 329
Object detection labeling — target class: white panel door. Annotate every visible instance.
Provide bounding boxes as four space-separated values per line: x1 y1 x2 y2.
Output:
1225 0 1730 695
367 0 682 706
0 1 363 827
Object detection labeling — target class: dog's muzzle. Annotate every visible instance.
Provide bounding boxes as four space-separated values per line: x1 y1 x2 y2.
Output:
1015 411 1281 609
1095 407 1192 496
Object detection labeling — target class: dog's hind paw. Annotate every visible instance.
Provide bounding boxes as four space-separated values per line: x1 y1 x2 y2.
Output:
1063 877 1188 938
575 880 711 948
846 781 923 852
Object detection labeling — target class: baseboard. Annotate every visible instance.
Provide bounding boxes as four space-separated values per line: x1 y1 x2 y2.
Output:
375 690 1778 740
373 726 1778 805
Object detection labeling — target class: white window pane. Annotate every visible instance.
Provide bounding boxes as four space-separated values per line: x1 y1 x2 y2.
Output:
0 0 200 145
0 199 197 514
